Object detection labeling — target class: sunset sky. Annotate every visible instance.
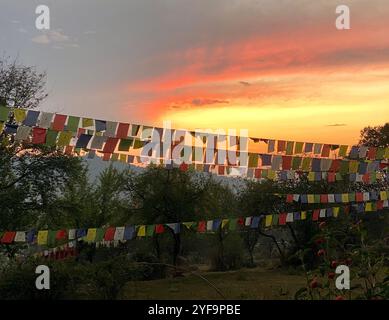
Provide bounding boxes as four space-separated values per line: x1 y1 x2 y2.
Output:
1 0 389 145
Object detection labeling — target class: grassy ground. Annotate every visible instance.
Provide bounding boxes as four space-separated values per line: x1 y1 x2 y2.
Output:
122 267 306 300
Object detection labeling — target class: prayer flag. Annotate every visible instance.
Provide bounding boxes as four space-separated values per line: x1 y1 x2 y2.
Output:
37 230 48 245
23 110 40 126
137 225 146 237
52 114 67 131
86 228 97 242
32 127 46 144
13 109 26 122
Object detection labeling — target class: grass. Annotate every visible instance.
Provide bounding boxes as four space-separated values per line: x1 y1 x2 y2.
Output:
121 267 306 300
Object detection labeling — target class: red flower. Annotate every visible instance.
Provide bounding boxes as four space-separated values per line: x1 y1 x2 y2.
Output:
335 296 344 300
330 260 338 269
328 272 336 279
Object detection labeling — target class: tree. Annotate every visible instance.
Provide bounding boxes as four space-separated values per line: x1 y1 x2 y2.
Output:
0 57 48 109
123 165 212 265
359 123 389 148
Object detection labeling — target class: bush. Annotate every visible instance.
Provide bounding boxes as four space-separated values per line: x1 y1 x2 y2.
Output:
0 254 167 300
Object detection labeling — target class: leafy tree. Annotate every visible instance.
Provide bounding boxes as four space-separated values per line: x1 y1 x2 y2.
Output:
359 123 389 148
123 165 213 265
0 57 47 109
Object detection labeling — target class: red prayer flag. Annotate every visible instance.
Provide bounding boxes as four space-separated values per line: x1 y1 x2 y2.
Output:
32 127 46 144
320 194 328 203
254 169 261 179
279 213 287 225
103 137 119 153
312 210 320 221
77 128 86 138
180 163 188 171
286 194 294 203
282 156 292 170
327 172 336 183
52 114 67 131
197 221 206 233
329 159 341 172
65 145 73 155
104 227 116 241
321 144 331 157
367 147 376 160
1 231 16 244
362 174 370 184
116 123 130 139
155 224 165 234
218 165 225 175
56 230 67 240
102 153 111 161
356 192 364 202
377 200 384 210
237 217 244 225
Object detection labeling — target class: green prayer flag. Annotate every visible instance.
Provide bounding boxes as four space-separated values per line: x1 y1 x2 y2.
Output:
45 130 58 147
348 192 356 202
47 230 57 247
339 160 349 174
229 218 238 231
286 141 294 155
314 194 320 203
118 138 133 151
302 157 311 171
0 106 9 121
96 228 105 242
248 153 258 168
339 145 348 157
146 225 155 236
272 214 279 226
292 157 302 170
66 116 80 132
376 148 385 160
294 142 304 154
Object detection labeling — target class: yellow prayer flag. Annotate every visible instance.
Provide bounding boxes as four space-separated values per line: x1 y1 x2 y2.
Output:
339 145 348 157
86 228 97 242
0 122 4 132
268 170 276 180
333 207 340 217
379 191 387 200
82 118 94 127
265 215 273 227
385 147 389 159
301 211 307 220
308 172 315 182
137 225 146 237
37 230 48 245
302 158 311 171
13 109 26 122
307 194 315 204
119 154 127 163
57 131 73 147
365 202 373 212
341 193 349 203
183 222 194 229
221 219 229 229
348 161 358 174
